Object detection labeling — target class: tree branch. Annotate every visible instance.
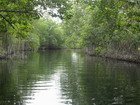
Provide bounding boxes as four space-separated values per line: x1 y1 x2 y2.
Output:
0 14 15 29
0 10 36 14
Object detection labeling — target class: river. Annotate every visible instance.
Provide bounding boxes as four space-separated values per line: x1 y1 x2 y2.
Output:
0 50 140 105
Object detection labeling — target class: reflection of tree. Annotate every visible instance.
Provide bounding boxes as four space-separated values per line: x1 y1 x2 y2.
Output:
0 61 21 105
59 53 140 105
17 51 67 104
0 50 65 105
59 50 89 105
0 50 139 105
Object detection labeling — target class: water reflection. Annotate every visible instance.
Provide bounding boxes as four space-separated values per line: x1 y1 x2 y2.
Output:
26 71 66 105
71 52 78 63
0 50 140 105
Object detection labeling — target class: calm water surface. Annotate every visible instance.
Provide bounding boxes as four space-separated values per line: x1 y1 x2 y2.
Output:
0 50 140 105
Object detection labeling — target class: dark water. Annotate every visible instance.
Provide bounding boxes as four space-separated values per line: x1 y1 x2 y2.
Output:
0 50 140 105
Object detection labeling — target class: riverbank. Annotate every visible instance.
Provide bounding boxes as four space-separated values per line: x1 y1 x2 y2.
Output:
0 50 31 60
85 48 140 63
1 48 140 64
0 48 63 60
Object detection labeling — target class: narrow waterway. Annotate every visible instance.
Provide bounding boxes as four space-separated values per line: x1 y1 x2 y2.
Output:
0 50 140 105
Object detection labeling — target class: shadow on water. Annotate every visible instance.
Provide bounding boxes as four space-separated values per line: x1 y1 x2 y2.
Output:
0 50 140 105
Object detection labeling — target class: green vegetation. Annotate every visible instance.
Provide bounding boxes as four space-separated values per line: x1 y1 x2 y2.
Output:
0 0 66 58
62 0 140 62
0 0 140 61
63 0 140 51
32 19 64 50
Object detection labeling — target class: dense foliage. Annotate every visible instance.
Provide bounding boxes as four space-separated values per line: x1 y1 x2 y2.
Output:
0 0 65 57
31 19 64 50
63 0 140 54
0 0 140 59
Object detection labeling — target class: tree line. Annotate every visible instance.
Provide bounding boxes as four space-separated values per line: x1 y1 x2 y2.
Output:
0 0 140 59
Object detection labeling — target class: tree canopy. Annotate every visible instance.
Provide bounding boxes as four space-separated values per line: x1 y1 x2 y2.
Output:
0 0 140 59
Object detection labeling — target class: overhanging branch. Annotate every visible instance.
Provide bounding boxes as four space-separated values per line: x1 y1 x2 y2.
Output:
0 10 36 14
0 14 15 29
